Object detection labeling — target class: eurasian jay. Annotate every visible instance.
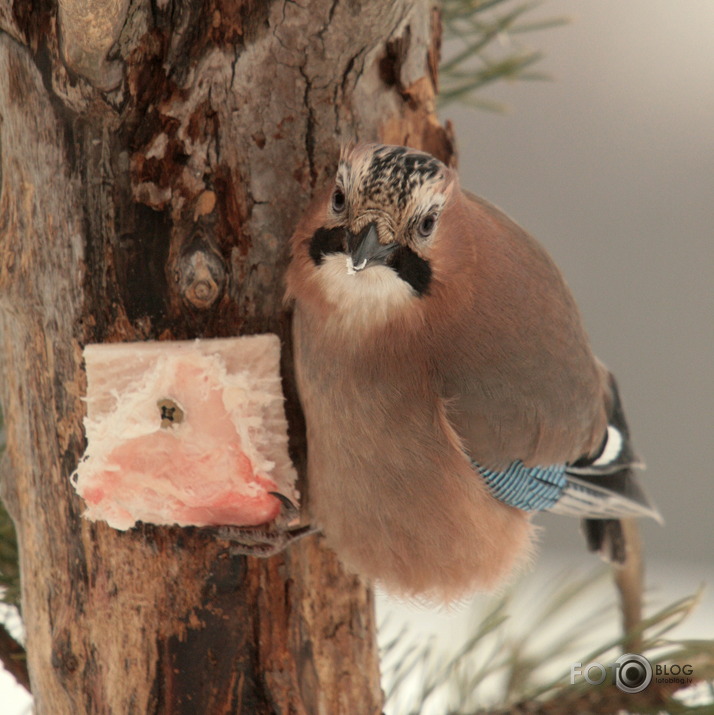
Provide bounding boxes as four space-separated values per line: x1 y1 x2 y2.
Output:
285 143 660 601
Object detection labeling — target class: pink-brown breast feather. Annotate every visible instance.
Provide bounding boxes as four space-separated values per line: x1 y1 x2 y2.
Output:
285 184 534 599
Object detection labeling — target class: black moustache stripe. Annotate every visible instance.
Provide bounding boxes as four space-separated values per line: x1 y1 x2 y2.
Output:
309 227 346 265
387 245 432 296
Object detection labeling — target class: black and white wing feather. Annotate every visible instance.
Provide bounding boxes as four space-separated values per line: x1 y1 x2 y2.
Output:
552 373 661 562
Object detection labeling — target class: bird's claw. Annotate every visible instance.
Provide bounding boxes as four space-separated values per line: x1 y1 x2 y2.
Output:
214 490 319 557
268 490 300 527
216 523 320 558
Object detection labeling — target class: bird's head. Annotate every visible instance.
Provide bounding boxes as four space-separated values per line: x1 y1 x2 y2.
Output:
287 144 459 328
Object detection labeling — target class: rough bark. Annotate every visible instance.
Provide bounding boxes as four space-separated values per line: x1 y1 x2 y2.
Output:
0 0 453 712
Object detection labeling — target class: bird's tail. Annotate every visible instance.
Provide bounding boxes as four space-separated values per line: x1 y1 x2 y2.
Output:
582 517 628 563
545 371 661 561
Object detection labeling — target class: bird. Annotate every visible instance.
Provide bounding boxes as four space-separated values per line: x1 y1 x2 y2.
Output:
284 143 661 601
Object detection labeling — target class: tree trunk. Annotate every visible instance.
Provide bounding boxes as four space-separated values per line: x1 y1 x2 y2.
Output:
0 0 452 712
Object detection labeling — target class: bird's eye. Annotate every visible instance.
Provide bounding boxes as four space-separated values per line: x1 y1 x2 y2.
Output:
332 188 346 213
418 213 437 238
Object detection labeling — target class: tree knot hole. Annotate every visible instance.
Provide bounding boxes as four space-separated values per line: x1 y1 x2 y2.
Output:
177 247 226 310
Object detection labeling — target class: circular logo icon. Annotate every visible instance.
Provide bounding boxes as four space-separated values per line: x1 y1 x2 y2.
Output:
614 653 653 693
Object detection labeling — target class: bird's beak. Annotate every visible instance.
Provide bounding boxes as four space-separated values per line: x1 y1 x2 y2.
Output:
346 223 396 274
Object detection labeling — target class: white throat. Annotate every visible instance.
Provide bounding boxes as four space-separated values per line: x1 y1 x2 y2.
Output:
315 253 415 333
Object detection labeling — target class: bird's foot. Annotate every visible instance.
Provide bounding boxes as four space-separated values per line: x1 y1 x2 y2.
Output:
217 523 320 557
214 491 320 558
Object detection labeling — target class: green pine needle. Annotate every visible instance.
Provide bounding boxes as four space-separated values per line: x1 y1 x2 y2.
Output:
381 568 714 713
0 407 20 610
440 0 570 109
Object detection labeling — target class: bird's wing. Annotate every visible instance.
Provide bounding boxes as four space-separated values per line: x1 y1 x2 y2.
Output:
549 469 661 521
454 368 662 522
553 371 660 522
433 190 607 468
432 192 660 522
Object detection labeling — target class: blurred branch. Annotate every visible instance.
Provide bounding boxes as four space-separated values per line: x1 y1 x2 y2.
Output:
440 0 569 109
0 405 21 609
0 620 29 693
0 407 29 693
613 518 644 653
485 678 714 714
0 497 21 610
382 568 714 713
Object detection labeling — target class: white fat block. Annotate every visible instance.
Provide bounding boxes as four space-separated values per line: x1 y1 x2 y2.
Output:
72 335 297 530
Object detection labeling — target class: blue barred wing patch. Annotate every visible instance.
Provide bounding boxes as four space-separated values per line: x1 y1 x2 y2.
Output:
472 374 661 522
474 459 662 521
474 461 567 512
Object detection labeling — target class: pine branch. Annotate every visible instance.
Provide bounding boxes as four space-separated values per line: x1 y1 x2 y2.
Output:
0 620 29 693
0 404 29 695
382 569 714 713
0 407 21 609
0 497 21 610
439 0 569 108
483 680 711 714
613 518 644 653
